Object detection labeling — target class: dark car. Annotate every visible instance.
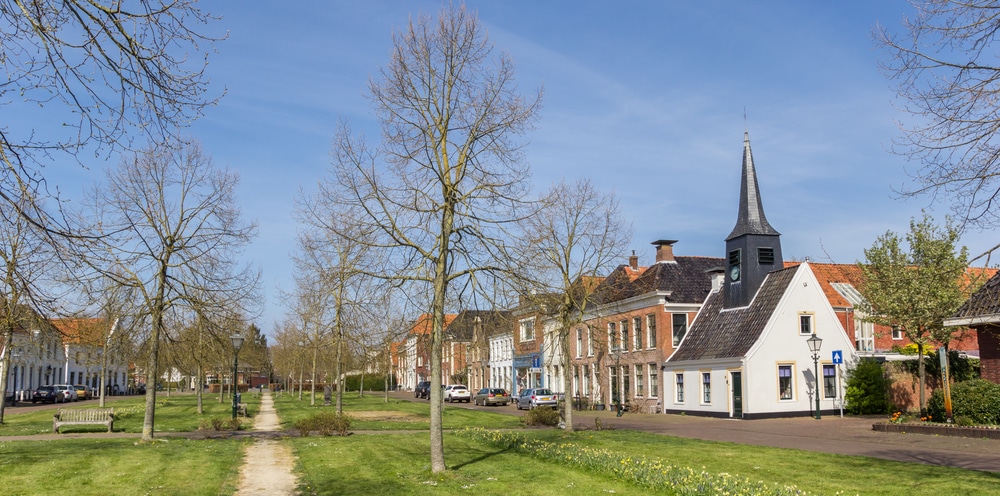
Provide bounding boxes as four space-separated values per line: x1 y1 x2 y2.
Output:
414 381 431 399
31 385 61 404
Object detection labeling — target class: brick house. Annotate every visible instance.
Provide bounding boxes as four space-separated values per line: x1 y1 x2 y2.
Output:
569 240 723 412
946 270 1000 384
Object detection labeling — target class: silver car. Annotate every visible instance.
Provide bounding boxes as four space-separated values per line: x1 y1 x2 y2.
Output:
54 384 78 402
515 388 557 410
473 387 509 406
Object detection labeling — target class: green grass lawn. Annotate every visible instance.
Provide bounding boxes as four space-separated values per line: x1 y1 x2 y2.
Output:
0 391 261 436
271 391 523 430
0 437 247 496
290 432 643 495
1 391 998 495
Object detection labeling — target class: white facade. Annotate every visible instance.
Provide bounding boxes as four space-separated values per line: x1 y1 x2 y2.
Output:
664 263 858 418
400 335 419 390
489 331 513 393
3 328 68 401
542 318 564 393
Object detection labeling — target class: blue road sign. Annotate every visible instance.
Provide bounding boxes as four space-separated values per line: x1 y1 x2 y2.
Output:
832 350 843 365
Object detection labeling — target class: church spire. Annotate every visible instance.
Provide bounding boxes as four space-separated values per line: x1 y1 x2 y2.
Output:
727 131 779 241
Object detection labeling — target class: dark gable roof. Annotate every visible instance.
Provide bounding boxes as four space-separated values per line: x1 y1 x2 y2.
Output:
668 264 799 362
953 270 1000 319
630 256 726 303
591 256 724 305
444 310 512 341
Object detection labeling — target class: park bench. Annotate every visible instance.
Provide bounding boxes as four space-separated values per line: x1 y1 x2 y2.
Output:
53 408 114 433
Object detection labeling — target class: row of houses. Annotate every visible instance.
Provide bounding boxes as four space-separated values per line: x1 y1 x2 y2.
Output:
390 131 993 419
3 317 132 401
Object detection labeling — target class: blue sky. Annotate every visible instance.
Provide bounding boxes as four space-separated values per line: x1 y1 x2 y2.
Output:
44 2 996 333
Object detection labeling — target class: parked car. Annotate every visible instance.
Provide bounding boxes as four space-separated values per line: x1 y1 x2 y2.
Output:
473 387 509 406
414 381 431 399
443 384 471 403
31 385 61 404
54 384 78 402
73 385 91 400
515 387 557 410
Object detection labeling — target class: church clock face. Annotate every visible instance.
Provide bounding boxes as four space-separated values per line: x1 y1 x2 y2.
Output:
730 265 741 281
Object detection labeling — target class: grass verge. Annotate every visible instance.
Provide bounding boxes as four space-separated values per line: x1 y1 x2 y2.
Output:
271 391 523 431
0 391 261 436
0 437 247 495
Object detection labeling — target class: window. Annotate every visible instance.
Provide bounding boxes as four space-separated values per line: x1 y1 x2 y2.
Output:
758 247 775 265
633 317 642 349
672 313 688 347
587 327 594 356
609 366 618 403
623 366 631 399
583 365 590 395
891 326 903 340
702 372 711 403
823 364 837 398
635 364 644 397
608 322 617 350
728 249 741 281
620 319 629 351
778 365 793 400
575 329 583 358
649 364 658 398
799 314 813 335
647 314 657 348
520 318 535 341
675 373 684 402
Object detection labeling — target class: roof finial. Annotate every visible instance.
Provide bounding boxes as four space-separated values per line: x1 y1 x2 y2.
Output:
743 107 748 132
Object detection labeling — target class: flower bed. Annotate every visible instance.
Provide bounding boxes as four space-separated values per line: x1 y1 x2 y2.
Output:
872 422 1000 440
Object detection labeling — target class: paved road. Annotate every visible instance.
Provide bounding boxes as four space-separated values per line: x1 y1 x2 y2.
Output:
390 390 1000 473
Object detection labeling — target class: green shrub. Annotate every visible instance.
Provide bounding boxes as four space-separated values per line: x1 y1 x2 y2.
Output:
521 406 560 427
342 375 389 392
927 379 1000 425
294 412 352 436
844 358 892 415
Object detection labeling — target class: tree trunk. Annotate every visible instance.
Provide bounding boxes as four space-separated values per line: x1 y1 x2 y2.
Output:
917 342 926 416
310 344 317 406
0 328 12 424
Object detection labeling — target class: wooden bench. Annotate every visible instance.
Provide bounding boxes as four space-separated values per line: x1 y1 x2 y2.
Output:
53 408 114 433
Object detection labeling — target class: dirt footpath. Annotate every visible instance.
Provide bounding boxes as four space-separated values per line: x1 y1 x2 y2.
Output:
236 391 298 495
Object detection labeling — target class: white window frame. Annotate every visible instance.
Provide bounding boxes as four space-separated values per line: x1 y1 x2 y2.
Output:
891 326 903 340
633 316 642 350
649 364 658 398
822 364 837 399
634 364 644 397
608 322 617 351
620 319 629 352
672 313 688 347
587 327 594 357
701 372 711 404
520 317 536 342
675 372 684 403
646 314 657 349
575 328 583 358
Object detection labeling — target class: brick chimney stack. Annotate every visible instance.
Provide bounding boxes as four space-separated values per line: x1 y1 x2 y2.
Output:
652 240 678 263
628 250 638 270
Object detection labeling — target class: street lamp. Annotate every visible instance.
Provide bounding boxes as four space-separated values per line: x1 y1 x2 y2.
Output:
806 333 823 420
230 333 245 420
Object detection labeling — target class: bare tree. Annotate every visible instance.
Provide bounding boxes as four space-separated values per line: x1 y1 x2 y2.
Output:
877 1 1000 232
325 4 540 472
516 179 631 431
79 140 258 442
1 0 221 230
0 192 62 423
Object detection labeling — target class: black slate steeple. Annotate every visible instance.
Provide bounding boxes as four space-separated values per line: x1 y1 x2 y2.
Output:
724 131 782 309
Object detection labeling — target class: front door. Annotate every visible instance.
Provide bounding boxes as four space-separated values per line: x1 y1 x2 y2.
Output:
730 371 743 418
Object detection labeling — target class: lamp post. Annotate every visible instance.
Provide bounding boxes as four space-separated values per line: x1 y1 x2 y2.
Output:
806 333 823 420
230 333 245 420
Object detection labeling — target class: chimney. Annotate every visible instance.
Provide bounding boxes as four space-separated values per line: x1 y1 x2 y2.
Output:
628 250 638 270
652 239 678 263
